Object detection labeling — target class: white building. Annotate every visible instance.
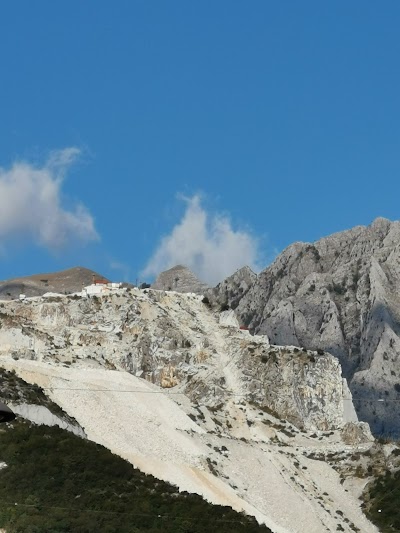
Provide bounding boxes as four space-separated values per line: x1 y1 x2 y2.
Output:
82 281 123 297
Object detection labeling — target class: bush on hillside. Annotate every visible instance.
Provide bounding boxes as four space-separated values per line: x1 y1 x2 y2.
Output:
0 420 270 533
364 469 400 532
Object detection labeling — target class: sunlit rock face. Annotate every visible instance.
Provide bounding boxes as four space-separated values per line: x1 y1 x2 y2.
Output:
208 218 400 436
0 287 354 432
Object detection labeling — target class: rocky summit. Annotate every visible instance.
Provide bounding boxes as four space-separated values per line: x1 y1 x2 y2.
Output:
151 264 209 294
207 217 400 436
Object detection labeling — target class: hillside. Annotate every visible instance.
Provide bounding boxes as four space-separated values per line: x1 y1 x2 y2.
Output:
0 369 267 533
0 266 108 300
0 285 381 532
363 465 400 532
207 218 400 436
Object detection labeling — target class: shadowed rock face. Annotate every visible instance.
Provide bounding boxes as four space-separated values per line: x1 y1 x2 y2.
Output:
151 265 208 294
0 267 108 300
208 218 400 436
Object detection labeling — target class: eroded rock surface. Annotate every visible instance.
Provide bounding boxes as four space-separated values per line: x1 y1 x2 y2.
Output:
0 288 356 433
208 218 400 436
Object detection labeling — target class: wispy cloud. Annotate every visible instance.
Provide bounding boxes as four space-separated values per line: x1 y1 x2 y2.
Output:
0 148 98 250
142 195 262 285
110 260 132 282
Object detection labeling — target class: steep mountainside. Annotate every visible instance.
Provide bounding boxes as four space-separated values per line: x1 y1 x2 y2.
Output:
207 217 400 436
0 370 266 533
0 288 355 432
0 286 379 532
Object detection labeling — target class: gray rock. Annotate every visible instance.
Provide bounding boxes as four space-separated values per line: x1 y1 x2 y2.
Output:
209 218 400 436
151 265 208 294
9 403 86 437
0 287 357 432
341 422 374 445
206 266 257 313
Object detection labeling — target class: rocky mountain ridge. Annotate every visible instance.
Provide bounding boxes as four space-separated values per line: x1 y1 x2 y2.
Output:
207 217 400 436
0 285 381 532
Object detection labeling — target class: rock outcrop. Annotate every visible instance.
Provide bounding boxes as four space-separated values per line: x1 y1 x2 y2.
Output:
208 217 400 436
0 289 353 432
151 265 208 294
208 266 257 313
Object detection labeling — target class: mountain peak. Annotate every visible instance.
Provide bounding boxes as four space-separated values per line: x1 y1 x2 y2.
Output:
210 217 400 436
0 266 109 300
151 265 208 294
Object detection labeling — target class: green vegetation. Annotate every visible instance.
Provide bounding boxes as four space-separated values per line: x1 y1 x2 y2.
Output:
364 469 400 532
0 368 77 425
331 281 346 295
201 296 211 306
0 420 270 533
0 368 50 406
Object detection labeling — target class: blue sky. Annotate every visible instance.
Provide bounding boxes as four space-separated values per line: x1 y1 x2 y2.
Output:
1 1 400 284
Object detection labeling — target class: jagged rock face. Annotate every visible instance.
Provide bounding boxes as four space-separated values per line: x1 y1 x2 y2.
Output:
151 265 208 294
209 218 400 436
186 342 353 431
0 289 354 432
206 266 257 315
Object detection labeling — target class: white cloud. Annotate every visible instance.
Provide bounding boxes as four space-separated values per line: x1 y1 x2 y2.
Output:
0 148 98 249
142 195 261 285
110 260 132 282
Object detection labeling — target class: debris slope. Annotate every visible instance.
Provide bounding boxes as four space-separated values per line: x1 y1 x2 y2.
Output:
0 287 379 533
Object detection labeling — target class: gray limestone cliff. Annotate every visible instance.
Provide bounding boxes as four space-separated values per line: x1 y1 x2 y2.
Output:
207 266 257 315
207 218 400 436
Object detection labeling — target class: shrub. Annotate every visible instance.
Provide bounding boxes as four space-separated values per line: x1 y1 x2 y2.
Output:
0 420 270 533
364 469 400 531
332 282 346 295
